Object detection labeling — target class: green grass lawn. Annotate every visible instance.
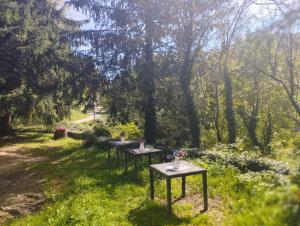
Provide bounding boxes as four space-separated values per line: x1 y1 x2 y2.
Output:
5 132 300 226
67 109 88 122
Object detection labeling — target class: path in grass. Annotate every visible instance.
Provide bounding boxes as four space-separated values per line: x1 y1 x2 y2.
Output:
0 134 49 223
68 113 101 124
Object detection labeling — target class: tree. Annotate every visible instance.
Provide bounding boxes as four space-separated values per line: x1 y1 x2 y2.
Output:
166 0 227 147
214 0 251 144
0 0 80 135
252 29 300 123
69 0 174 143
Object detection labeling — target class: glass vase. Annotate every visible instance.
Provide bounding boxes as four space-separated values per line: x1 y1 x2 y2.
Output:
121 136 125 143
174 156 181 169
140 142 145 150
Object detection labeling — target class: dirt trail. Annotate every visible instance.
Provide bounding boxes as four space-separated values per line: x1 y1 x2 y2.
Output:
0 143 47 224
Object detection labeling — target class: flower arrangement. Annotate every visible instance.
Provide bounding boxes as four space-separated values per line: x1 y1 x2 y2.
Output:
175 149 187 160
137 137 144 143
173 149 187 169
54 127 66 140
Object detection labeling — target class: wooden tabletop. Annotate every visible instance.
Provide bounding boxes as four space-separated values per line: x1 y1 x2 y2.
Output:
149 161 206 178
125 146 163 155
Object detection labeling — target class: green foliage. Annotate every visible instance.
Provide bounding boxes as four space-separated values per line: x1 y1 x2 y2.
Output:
93 123 111 138
156 76 192 147
110 122 143 140
81 122 112 147
0 0 96 133
186 146 289 174
68 109 88 121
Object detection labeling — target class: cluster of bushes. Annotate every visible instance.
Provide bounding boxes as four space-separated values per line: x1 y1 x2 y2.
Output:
185 148 289 174
74 122 143 147
82 123 112 147
109 122 142 140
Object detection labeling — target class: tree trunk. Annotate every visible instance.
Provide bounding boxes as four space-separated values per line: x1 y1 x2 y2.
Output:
181 82 200 147
224 66 236 144
0 113 11 136
178 0 200 148
242 115 263 150
143 13 157 144
180 52 200 147
263 112 272 155
213 82 222 143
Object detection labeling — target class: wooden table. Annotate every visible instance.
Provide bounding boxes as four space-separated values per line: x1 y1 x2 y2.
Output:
149 161 208 215
107 140 139 164
124 146 163 176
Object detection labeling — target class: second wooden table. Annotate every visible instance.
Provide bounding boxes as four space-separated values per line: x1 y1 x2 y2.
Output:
124 146 163 176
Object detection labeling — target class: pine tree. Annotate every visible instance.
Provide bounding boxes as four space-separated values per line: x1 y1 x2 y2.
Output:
0 0 81 135
69 0 169 143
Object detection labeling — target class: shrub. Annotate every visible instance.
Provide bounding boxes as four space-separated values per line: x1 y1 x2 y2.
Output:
53 127 66 140
185 148 289 174
110 122 142 140
82 131 95 147
81 123 112 147
93 125 111 138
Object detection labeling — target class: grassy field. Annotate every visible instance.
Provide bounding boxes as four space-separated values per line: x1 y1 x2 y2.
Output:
67 109 89 122
2 132 299 226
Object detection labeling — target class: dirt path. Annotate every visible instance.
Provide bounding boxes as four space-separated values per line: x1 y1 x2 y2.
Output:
0 142 47 224
69 113 101 124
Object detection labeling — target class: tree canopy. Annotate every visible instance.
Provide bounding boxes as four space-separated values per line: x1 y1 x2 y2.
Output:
0 0 96 134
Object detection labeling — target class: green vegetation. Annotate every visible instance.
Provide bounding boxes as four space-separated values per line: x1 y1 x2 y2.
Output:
67 109 88 122
1 0 300 225
3 132 299 226
0 0 81 133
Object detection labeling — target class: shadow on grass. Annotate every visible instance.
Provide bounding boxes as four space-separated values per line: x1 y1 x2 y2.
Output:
1 132 194 224
128 200 191 226
9 135 199 219
27 144 148 198
0 133 48 148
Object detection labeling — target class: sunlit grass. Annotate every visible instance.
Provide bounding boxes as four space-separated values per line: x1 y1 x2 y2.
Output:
69 109 88 121
4 132 299 226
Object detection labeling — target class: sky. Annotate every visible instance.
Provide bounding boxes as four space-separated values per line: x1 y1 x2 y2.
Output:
65 5 94 30
64 0 298 53
64 0 277 31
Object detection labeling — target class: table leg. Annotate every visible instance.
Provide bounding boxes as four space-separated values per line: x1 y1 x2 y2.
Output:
182 176 186 197
166 178 172 215
117 148 120 165
134 156 138 177
150 169 154 200
108 149 111 160
159 153 163 163
202 171 208 211
148 154 152 165
124 152 128 172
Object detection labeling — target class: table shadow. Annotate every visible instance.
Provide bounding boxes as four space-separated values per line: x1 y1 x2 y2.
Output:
128 200 191 226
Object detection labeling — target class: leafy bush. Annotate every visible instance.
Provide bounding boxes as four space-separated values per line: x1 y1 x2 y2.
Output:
82 133 111 148
185 148 289 174
93 124 111 138
110 122 142 140
81 131 95 147
281 185 300 226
